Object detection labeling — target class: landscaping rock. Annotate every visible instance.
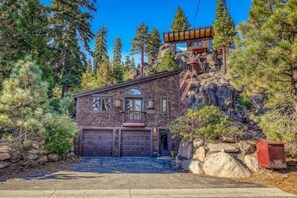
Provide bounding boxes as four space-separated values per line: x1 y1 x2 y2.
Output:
9 149 21 163
178 142 193 159
181 160 191 171
206 143 240 153
193 139 204 148
27 154 38 160
189 160 204 174
48 154 59 162
239 141 256 155
192 147 206 162
175 156 182 168
37 155 48 165
28 149 38 154
66 152 75 159
244 155 259 172
0 145 10 153
32 142 39 150
0 153 11 161
39 149 50 155
203 152 251 178
0 161 10 169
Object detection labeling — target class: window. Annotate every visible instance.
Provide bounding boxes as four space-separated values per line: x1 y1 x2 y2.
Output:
176 42 187 52
126 88 142 95
160 97 169 114
193 40 203 48
92 96 111 112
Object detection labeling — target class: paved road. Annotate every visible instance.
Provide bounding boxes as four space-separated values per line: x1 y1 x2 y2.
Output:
0 157 296 197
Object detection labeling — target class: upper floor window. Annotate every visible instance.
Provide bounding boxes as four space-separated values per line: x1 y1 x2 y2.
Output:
160 96 169 114
92 96 111 112
126 88 142 95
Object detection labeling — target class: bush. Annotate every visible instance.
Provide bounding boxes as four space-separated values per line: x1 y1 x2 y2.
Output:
169 105 241 142
236 93 252 111
42 114 79 157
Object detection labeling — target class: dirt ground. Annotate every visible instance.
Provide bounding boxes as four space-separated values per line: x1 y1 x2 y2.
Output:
236 158 297 195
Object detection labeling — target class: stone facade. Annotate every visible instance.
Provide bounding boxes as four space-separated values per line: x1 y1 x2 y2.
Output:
74 70 181 157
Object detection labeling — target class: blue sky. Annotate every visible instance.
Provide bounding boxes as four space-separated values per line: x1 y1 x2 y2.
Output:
42 0 252 64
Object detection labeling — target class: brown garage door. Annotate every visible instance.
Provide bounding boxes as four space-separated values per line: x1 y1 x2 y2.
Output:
81 129 113 156
121 130 151 157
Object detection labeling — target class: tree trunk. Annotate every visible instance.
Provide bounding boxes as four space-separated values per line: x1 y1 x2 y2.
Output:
222 47 227 75
141 46 144 77
61 84 68 98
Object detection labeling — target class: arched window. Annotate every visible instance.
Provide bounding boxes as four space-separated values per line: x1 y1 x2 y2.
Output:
125 88 142 95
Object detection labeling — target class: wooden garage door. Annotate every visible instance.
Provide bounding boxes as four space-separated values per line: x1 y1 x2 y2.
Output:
121 130 151 157
81 129 113 156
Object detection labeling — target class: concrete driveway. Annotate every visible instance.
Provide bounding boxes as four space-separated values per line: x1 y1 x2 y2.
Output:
0 157 295 197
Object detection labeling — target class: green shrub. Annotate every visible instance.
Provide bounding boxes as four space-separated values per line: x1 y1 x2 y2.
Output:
43 114 79 157
22 140 33 150
58 93 75 116
236 93 252 111
169 105 241 142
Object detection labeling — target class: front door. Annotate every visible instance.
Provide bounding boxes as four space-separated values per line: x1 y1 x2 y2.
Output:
159 129 171 156
125 98 143 123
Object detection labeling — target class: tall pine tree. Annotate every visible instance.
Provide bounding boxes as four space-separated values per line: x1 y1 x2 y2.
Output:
96 59 116 88
213 0 236 75
228 0 297 143
94 26 108 71
131 23 149 77
112 38 124 83
146 28 161 63
157 50 178 72
51 0 95 97
171 7 190 31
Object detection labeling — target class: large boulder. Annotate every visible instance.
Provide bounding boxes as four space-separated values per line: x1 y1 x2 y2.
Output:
0 161 10 169
192 147 206 162
178 142 193 159
48 154 59 162
215 85 236 112
206 143 240 153
238 141 256 155
193 139 204 148
0 153 10 161
189 160 204 174
244 155 259 172
203 152 251 178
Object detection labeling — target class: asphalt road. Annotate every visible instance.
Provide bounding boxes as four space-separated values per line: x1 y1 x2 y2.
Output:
0 157 295 197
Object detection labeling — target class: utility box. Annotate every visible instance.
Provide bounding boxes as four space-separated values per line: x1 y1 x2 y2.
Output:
256 140 287 169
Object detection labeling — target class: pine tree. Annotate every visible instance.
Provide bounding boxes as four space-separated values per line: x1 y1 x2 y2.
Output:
131 23 149 77
113 38 122 65
81 68 96 91
213 0 236 75
146 28 161 63
0 0 52 89
171 7 190 31
87 59 93 71
228 0 297 142
96 59 116 88
51 0 95 97
94 26 108 71
157 50 178 72
0 57 48 142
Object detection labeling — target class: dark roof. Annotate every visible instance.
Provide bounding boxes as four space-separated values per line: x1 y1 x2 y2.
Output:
73 69 182 98
163 27 214 43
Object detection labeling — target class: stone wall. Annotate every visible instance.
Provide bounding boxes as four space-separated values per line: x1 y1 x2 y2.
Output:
76 74 180 128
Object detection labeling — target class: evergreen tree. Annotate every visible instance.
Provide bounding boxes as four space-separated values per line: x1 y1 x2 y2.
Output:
81 68 96 91
0 0 52 89
51 0 95 97
96 59 116 88
112 38 122 65
87 59 93 71
171 7 190 31
0 57 48 142
146 28 161 63
228 0 297 142
213 0 236 75
131 23 149 77
94 26 108 71
157 50 178 72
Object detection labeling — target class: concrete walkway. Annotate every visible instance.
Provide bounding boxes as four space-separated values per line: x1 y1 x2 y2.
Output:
0 158 296 197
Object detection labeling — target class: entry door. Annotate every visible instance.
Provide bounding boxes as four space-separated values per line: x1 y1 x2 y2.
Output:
159 129 171 156
125 98 143 123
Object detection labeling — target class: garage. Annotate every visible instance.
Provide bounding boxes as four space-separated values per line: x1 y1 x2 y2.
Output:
121 130 152 157
81 129 113 156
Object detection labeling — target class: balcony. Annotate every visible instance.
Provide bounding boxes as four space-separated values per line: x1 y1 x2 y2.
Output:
122 111 145 127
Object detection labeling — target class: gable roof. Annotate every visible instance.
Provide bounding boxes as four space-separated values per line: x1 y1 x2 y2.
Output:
73 69 182 98
163 27 214 43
